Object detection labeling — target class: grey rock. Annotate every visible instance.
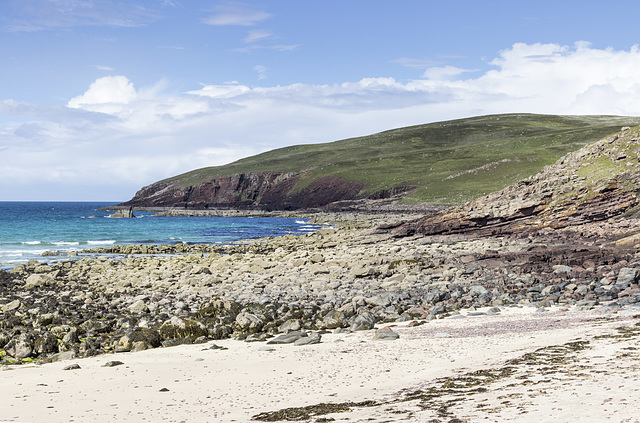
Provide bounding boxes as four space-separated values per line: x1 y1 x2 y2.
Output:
278 319 302 333
63 364 81 370
128 299 150 314
365 294 393 307
553 265 573 274
541 285 560 296
319 310 347 330
349 311 376 331
131 341 149 352
39 350 76 364
575 285 590 296
373 327 399 341
617 267 640 285
162 338 192 348
469 285 488 296
34 332 59 355
234 312 264 335
429 305 447 316
294 332 321 346
424 289 446 304
36 313 55 326
245 333 270 342
309 253 325 263
5 333 34 359
24 274 55 289
1 299 21 312
267 331 308 345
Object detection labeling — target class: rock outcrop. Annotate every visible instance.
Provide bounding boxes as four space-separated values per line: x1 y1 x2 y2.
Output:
117 171 377 211
388 127 640 237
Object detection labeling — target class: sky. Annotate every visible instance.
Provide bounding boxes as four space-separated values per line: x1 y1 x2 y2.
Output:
3 1 640 201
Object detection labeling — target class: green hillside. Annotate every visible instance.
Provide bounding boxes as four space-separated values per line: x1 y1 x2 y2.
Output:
164 114 640 205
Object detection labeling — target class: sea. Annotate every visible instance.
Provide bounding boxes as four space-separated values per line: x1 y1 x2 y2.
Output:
0 202 325 269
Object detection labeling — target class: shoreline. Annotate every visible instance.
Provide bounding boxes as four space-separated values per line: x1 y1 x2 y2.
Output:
2 304 640 422
2 211 640 421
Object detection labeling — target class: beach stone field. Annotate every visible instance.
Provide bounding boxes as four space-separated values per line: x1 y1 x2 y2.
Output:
2 212 640 422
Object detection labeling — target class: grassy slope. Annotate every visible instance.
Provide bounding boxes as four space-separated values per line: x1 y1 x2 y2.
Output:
164 114 640 205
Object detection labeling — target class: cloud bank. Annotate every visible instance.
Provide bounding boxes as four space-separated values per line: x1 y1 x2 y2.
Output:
3 42 640 200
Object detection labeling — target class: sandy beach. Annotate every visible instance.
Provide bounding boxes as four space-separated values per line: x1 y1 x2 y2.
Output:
3 304 640 423
3 210 640 422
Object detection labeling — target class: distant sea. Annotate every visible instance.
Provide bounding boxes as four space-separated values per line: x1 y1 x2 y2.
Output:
0 202 324 269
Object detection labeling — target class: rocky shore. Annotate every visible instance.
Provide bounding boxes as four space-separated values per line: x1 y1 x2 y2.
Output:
2 210 639 365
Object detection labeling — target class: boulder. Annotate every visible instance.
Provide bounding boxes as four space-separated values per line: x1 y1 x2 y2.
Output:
34 332 59 355
267 331 308 345
373 326 400 341
278 319 302 333
1 299 21 312
116 328 163 352
617 268 640 285
128 299 150 314
294 332 321 346
234 312 264 335
350 311 377 331
159 316 208 341
5 333 35 359
318 310 347 330
24 274 55 289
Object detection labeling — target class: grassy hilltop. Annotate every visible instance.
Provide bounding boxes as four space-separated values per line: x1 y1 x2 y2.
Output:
127 114 640 209
163 114 640 205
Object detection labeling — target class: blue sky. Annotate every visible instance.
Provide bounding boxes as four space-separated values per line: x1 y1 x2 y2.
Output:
2 0 640 201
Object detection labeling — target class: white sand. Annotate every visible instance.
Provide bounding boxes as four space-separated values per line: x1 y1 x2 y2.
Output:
2 305 640 422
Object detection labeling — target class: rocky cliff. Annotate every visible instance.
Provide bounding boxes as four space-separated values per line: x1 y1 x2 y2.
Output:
387 126 640 237
119 170 372 210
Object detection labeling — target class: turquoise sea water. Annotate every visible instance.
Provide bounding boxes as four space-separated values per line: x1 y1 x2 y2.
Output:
0 202 323 269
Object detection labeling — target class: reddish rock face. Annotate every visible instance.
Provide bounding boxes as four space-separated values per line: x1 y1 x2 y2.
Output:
119 172 372 210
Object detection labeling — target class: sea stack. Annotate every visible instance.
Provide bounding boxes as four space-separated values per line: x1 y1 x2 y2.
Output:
109 206 135 218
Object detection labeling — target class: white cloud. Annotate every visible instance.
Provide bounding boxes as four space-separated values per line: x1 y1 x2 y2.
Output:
422 65 476 81
253 65 268 80
67 75 137 114
244 30 273 43
94 65 115 71
203 2 271 26
4 42 640 200
187 84 251 99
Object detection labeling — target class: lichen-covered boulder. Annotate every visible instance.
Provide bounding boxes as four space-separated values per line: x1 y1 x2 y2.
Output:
159 316 208 341
317 310 347 330
34 332 59 355
116 328 163 352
